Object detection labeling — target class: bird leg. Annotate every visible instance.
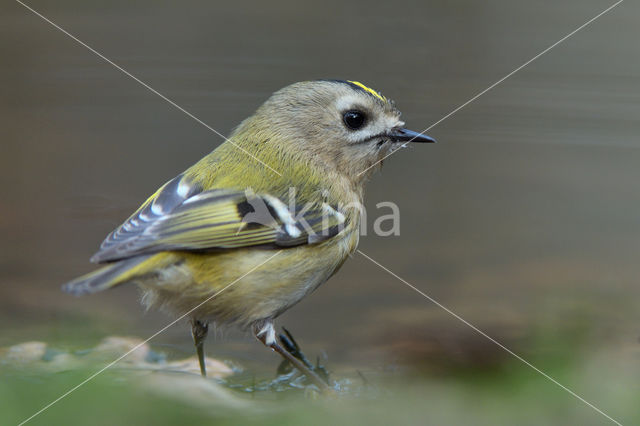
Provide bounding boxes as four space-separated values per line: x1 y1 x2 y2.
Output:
277 327 330 383
253 320 331 391
191 319 209 377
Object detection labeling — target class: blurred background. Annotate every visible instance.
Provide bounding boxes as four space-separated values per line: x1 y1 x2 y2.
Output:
1 0 639 424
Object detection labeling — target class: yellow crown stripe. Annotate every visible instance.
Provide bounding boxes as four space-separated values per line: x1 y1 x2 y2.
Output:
347 80 386 102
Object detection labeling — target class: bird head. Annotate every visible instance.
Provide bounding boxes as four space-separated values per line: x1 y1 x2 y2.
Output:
231 80 435 189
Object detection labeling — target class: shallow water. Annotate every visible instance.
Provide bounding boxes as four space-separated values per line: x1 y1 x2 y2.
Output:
1 0 639 423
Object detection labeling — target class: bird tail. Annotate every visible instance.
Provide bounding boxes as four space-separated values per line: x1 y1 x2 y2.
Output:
62 255 152 296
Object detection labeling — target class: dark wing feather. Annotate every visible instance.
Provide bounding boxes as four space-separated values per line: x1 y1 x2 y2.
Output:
91 176 346 263
95 173 201 259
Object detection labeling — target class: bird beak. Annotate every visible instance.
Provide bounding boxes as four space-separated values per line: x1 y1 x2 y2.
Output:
388 127 436 143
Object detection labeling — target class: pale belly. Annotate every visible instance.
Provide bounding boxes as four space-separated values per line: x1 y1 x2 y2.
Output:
135 227 359 329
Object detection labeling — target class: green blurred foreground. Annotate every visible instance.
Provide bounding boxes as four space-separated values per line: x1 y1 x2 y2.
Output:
2 326 638 426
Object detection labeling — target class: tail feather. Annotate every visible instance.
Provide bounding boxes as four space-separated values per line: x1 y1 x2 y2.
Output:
62 255 151 296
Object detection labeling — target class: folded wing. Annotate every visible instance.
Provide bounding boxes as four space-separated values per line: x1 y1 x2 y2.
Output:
91 174 345 263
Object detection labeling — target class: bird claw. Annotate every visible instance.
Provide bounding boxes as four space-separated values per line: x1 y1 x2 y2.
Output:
276 327 330 385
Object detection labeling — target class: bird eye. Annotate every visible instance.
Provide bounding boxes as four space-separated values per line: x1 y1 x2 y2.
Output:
343 110 367 130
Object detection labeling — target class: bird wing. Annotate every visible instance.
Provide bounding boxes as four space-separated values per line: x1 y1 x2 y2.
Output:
91 173 346 264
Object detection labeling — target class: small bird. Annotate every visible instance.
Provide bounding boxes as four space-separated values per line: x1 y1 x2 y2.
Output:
63 80 435 389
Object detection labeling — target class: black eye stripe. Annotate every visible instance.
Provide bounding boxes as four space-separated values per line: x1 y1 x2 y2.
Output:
343 110 367 130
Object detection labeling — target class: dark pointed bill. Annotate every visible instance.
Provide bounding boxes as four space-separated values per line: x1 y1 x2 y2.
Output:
388 128 436 143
